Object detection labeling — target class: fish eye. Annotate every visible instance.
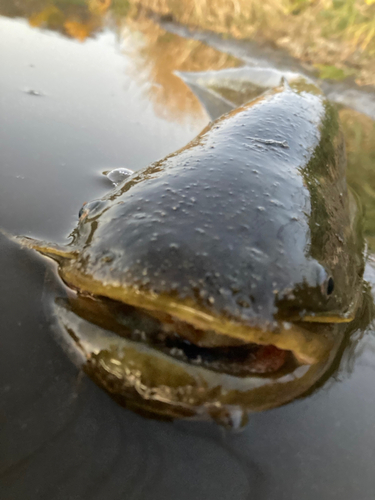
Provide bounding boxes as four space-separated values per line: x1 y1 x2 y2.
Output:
326 277 334 295
316 265 334 297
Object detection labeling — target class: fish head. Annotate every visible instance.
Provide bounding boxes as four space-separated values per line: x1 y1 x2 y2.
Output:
15 81 366 422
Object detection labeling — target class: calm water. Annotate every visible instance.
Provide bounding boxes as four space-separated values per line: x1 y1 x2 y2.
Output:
1 9 375 500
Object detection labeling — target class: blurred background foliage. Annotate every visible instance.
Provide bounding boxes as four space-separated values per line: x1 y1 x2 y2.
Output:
341 109 375 248
0 0 374 85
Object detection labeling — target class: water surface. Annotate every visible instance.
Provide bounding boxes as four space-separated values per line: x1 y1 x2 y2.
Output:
1 10 375 500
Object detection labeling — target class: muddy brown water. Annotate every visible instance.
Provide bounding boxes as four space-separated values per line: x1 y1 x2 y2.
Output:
1 13 375 500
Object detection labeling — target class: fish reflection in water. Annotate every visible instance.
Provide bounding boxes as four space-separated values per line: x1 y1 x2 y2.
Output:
9 70 374 428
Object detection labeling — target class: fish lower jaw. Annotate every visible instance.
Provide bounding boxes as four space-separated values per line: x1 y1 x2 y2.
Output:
60 269 335 367
136 307 297 377
70 291 302 377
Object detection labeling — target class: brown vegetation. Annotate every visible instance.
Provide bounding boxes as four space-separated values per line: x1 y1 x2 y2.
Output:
127 0 375 86
1 0 374 84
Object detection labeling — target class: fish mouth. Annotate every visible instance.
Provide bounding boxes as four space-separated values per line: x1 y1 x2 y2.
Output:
50 289 348 427
65 284 339 380
15 237 340 371
57 265 340 369
142 311 293 377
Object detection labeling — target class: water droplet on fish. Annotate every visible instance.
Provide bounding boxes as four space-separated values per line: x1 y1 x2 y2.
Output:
106 168 134 185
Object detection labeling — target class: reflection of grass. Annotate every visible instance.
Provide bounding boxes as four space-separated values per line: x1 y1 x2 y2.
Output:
123 16 241 123
128 0 375 86
341 108 375 249
0 0 240 121
0 0 108 39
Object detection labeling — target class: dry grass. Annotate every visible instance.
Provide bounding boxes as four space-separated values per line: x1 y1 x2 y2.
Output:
2 0 374 84
125 0 375 85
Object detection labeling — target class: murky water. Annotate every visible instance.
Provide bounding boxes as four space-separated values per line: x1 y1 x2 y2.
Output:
1 7 375 500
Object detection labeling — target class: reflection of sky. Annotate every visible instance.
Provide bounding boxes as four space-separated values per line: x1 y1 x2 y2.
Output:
0 17 208 240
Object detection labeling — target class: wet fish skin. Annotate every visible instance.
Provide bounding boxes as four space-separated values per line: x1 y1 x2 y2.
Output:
63 79 363 333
